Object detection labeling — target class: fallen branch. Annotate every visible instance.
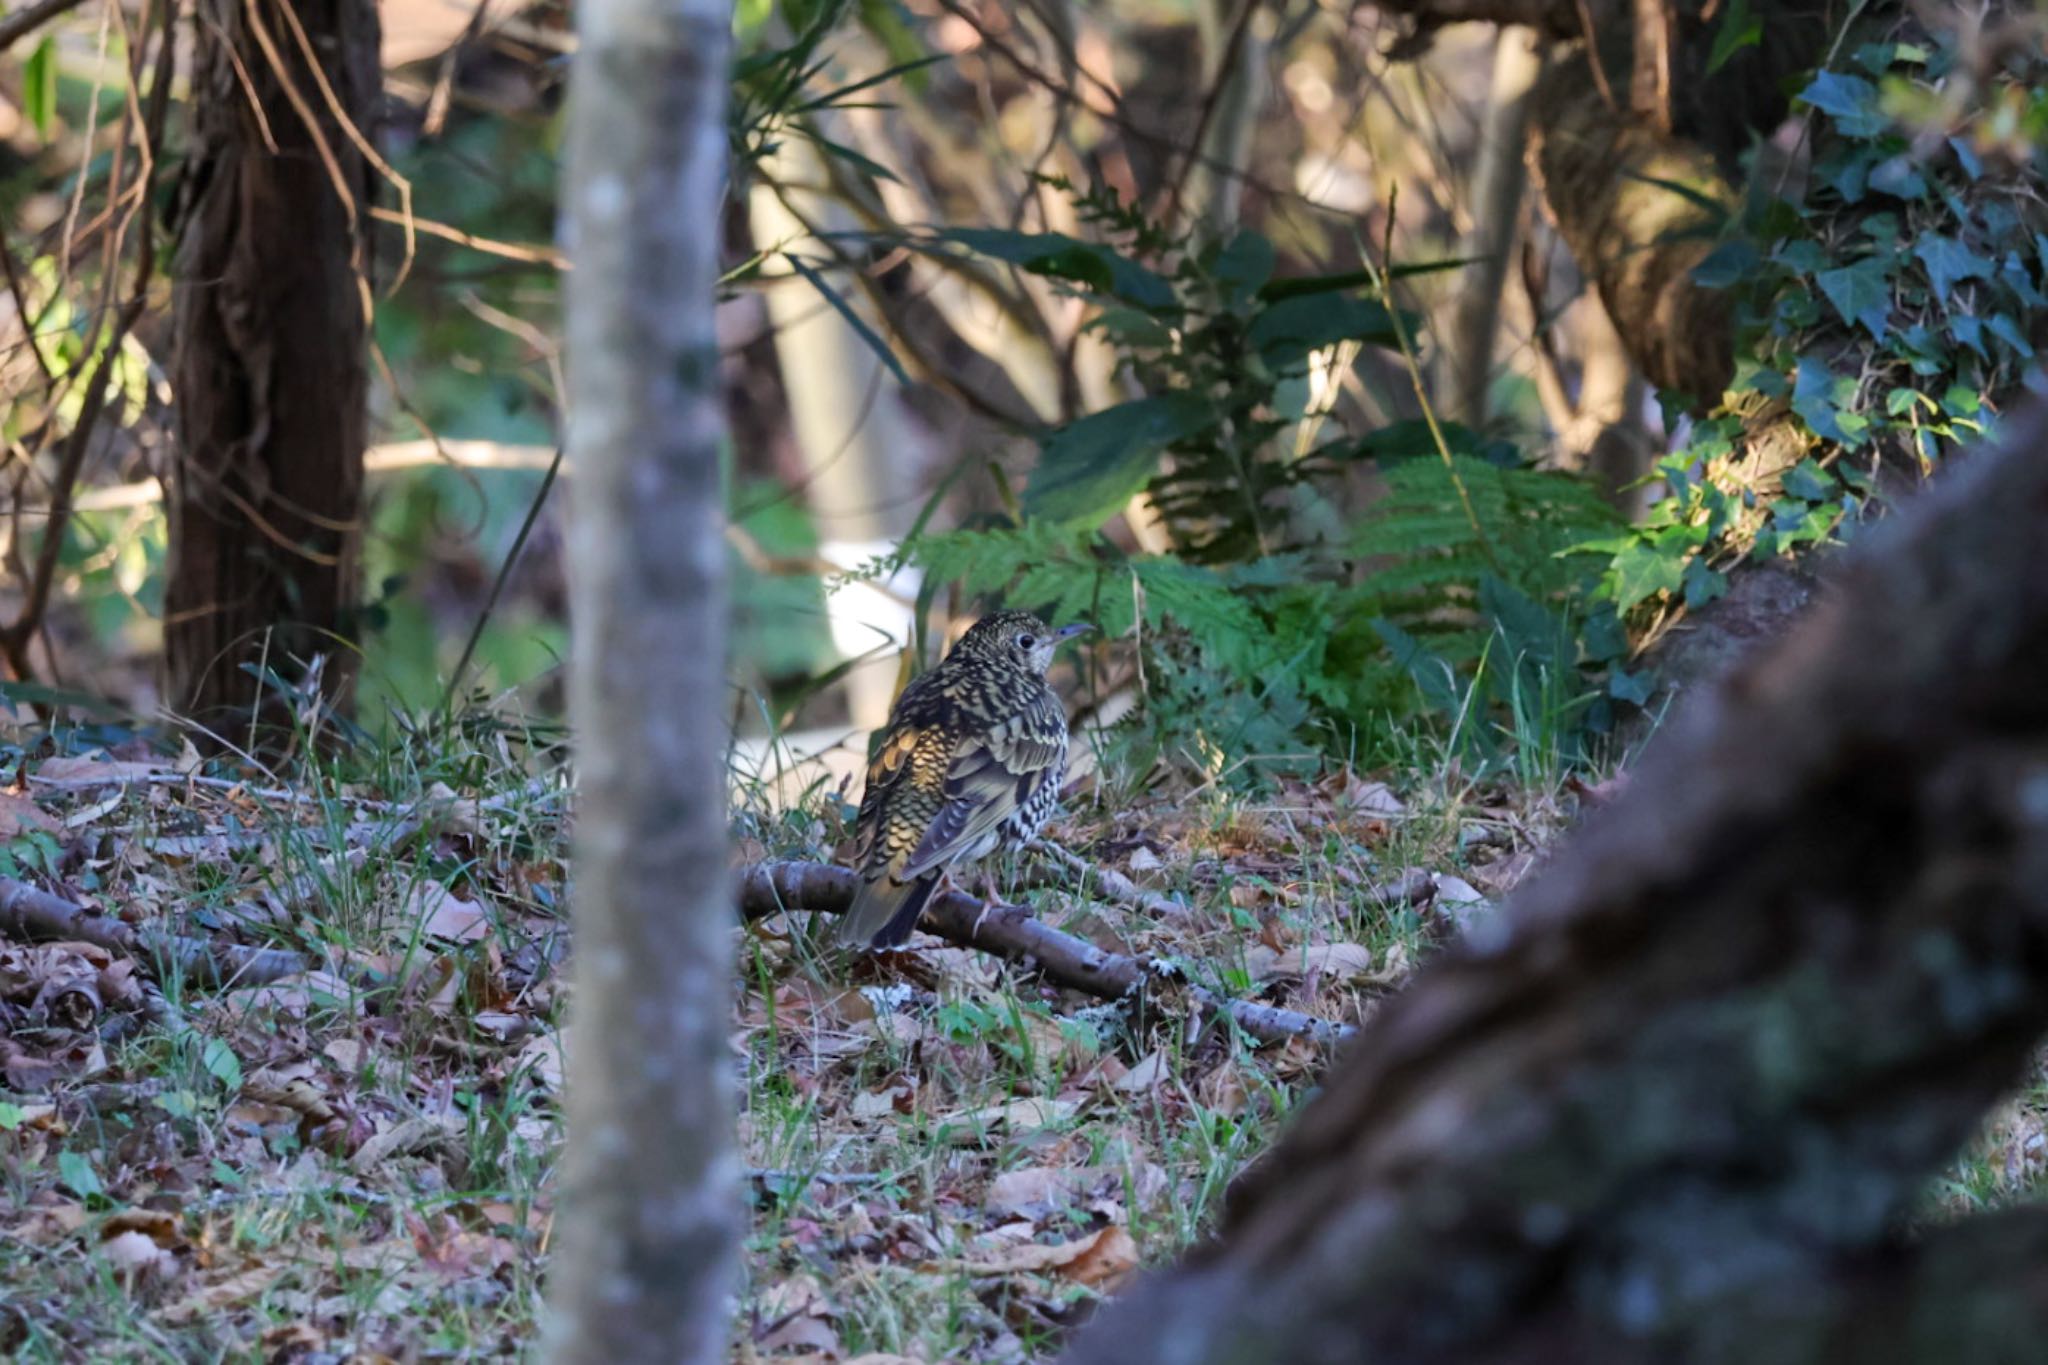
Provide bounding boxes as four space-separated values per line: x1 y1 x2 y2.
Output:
0 876 310 991
737 860 1352 1046
1025 840 1192 921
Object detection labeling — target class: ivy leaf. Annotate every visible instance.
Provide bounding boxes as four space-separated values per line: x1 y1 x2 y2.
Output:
1986 313 2035 359
1914 232 1994 299
1608 668 1655 706
1681 558 1729 609
936 228 1176 310
1792 356 1870 448
1815 258 1892 339
1781 459 1836 501
1798 70 1888 137
1691 239 1759 289
1024 394 1214 527
1949 314 1986 359
1867 155 1928 201
1609 540 1689 611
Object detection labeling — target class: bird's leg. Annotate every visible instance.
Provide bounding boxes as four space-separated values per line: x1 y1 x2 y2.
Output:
969 865 1001 904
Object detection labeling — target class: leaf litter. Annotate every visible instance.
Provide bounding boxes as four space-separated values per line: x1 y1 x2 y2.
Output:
0 733 1751 1362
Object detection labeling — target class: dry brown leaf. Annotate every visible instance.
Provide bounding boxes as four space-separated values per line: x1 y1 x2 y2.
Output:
1244 942 1374 984
1468 850 1538 900
401 880 493 944
243 1065 338 1125
851 1086 908 1121
1113 1051 1169 1095
10 1200 87 1244
34 755 178 786
1059 1224 1139 1291
946 1223 1139 1291
934 1097 1080 1144
861 1012 923 1046
158 1263 285 1324
102 1208 184 1248
757 1314 840 1355
0 790 60 837
1198 1062 1251 1118
514 1028 565 1091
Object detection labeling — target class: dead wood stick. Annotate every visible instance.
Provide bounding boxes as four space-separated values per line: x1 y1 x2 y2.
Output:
0 876 310 991
736 860 1352 1046
1023 840 1192 920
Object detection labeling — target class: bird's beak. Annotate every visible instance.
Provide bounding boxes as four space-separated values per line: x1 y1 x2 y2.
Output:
1056 623 1095 640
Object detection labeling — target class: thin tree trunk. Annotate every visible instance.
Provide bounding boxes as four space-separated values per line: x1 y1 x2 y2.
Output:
1061 384 2048 1363
1445 27 1543 427
543 0 740 1357
165 0 377 735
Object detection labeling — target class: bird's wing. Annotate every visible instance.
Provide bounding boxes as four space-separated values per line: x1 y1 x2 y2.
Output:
900 691 1067 880
849 679 944 872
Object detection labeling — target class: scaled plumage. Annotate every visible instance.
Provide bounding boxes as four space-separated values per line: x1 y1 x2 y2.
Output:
837 610 1089 950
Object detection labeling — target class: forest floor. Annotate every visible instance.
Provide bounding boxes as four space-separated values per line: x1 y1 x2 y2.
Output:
2 715 2045 1362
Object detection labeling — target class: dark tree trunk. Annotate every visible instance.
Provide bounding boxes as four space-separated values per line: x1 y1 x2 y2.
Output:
165 0 378 735
1060 387 2048 1363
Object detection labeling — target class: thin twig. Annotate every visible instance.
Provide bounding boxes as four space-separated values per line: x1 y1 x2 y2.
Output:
738 860 1353 1046
0 875 311 990
1024 839 1191 921
441 446 564 716
0 0 92 51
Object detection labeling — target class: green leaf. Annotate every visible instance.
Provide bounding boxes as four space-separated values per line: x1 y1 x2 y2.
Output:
1608 669 1654 706
22 37 57 138
1867 155 1927 201
1246 294 1402 367
1609 540 1689 611
1480 575 1562 669
1330 418 1486 463
1781 458 1836 501
1792 356 1869 448
1799 70 1887 137
1024 394 1214 527
201 1038 243 1092
1691 239 1759 289
1370 618 1465 720
1255 257 1467 302
1914 233 1995 298
1986 312 2035 358
1815 258 1892 339
0 1101 25 1132
937 228 1176 310
1706 0 1761 73
795 52 949 112
58 1150 103 1199
1681 558 1728 609
1209 231 1276 308
782 254 913 388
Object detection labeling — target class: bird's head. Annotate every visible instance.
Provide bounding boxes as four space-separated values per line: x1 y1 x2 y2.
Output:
954 610 1092 674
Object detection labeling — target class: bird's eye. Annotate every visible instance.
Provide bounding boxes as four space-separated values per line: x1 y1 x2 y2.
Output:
1016 633 1036 649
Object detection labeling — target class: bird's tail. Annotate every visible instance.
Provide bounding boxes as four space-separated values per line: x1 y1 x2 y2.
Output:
836 871 939 950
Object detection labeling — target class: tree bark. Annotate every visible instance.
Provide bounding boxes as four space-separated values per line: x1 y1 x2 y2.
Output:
541 0 740 1358
1061 384 2048 1363
165 0 378 734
